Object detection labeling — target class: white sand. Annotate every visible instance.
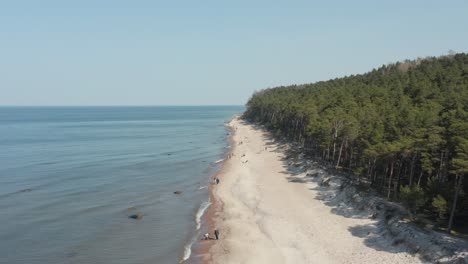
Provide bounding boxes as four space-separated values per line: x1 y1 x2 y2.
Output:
208 118 421 264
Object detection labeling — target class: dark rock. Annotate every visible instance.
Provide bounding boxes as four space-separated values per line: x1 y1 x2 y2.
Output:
129 213 143 220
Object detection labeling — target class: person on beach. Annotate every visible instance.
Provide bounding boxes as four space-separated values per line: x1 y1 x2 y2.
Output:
215 178 220 184
214 229 219 240
203 233 210 240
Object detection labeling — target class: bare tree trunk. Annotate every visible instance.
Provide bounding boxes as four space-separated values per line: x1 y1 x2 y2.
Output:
448 175 462 233
409 153 416 186
417 170 424 186
372 164 377 185
387 161 394 199
438 151 444 181
382 163 389 191
394 161 404 200
332 139 337 164
371 158 377 185
367 159 372 178
336 137 347 169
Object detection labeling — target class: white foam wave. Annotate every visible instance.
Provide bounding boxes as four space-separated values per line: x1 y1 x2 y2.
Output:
181 240 194 263
214 159 224 164
180 199 211 263
196 200 211 230
198 185 207 190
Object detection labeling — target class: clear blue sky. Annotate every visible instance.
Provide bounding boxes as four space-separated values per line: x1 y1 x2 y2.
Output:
1 0 467 106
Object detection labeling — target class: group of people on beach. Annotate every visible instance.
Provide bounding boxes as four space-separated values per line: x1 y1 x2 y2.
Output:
203 229 220 240
240 153 248 164
213 177 220 185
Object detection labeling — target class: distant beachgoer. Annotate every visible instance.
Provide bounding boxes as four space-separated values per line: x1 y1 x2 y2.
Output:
215 178 220 184
214 229 219 240
204 233 210 240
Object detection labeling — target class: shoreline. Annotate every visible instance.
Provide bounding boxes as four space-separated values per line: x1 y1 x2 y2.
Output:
184 117 237 263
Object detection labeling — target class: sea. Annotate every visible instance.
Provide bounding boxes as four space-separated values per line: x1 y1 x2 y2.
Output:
0 106 243 264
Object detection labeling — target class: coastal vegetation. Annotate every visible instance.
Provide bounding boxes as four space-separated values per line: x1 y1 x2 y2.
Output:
243 53 468 233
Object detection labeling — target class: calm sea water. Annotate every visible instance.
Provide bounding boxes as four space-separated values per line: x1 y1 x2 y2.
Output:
0 106 243 264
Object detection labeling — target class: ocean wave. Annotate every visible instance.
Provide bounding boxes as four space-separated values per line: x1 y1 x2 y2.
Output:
196 200 211 230
214 159 224 164
180 199 211 263
181 235 197 263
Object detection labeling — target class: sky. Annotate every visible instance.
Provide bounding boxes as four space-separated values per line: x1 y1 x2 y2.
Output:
1 0 467 106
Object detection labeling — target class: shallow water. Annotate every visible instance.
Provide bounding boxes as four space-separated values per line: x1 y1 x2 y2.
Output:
0 106 242 264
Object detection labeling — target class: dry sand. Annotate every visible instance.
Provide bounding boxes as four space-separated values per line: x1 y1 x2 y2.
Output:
204 117 421 264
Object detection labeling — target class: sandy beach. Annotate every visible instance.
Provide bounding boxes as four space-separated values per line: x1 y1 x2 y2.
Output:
201 117 422 264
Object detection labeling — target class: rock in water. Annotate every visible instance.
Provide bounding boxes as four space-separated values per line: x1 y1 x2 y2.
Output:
174 191 182 195
129 213 143 220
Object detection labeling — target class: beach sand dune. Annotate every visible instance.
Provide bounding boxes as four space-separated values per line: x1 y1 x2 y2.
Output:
205 118 420 264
